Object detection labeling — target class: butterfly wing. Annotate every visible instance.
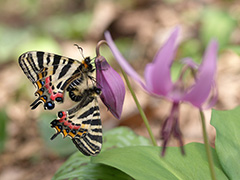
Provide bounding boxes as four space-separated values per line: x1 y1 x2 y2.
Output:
18 51 90 110
50 87 102 156
19 51 101 156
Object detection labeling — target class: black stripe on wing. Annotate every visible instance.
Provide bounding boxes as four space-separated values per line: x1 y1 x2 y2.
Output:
72 126 102 156
58 59 74 79
36 51 44 70
72 102 102 155
19 51 82 83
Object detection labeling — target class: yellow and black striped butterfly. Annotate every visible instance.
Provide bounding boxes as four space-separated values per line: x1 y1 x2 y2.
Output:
18 50 102 156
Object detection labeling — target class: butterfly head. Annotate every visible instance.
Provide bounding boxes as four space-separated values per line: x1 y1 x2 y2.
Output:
82 57 94 72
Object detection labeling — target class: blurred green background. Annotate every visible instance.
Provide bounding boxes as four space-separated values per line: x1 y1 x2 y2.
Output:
0 0 240 179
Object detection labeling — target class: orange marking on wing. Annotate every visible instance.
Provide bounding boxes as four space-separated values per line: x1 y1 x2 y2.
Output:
68 132 75 138
35 89 43 96
62 129 68 137
36 81 42 89
77 131 83 136
55 126 61 133
40 96 47 103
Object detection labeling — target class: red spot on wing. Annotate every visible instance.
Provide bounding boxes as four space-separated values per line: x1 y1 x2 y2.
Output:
45 76 64 101
57 111 81 130
73 125 81 130
59 119 65 123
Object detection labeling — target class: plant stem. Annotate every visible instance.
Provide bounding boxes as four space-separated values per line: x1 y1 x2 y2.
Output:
121 68 157 146
199 110 216 180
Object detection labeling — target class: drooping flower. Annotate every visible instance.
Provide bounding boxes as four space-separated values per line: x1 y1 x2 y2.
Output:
104 27 218 155
95 50 125 119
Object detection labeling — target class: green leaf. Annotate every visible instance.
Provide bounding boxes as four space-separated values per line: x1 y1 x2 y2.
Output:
211 107 240 179
200 8 236 49
53 153 132 180
0 109 8 152
92 143 228 180
53 127 150 179
102 126 151 150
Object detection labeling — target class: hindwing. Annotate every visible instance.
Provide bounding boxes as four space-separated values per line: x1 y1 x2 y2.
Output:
50 87 102 156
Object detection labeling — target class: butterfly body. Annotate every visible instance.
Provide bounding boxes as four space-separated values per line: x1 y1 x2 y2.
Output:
19 50 102 156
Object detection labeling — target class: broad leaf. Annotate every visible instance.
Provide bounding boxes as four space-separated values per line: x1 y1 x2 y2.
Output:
92 143 228 180
211 107 240 179
53 127 150 179
53 153 132 180
102 126 151 150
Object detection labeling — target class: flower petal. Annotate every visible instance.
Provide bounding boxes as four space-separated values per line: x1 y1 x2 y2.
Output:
95 55 125 119
104 31 149 92
144 27 179 96
182 40 218 107
201 81 218 109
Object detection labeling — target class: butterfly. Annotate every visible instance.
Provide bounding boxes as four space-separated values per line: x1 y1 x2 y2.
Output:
18 49 102 156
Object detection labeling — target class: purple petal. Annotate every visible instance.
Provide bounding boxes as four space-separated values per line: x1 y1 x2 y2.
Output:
104 31 149 92
201 81 218 109
182 40 218 107
95 55 125 119
144 27 179 96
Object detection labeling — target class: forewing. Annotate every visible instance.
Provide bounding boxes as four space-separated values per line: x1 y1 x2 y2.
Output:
18 51 84 110
50 89 102 156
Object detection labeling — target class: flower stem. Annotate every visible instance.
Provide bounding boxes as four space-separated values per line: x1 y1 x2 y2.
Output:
199 110 216 180
121 68 157 146
96 40 107 57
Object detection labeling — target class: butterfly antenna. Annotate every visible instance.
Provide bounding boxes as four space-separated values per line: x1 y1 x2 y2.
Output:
74 44 85 59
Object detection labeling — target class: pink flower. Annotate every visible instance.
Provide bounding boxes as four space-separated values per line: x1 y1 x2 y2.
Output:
105 27 218 155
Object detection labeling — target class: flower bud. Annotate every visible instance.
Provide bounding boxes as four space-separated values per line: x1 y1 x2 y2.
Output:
95 56 125 119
